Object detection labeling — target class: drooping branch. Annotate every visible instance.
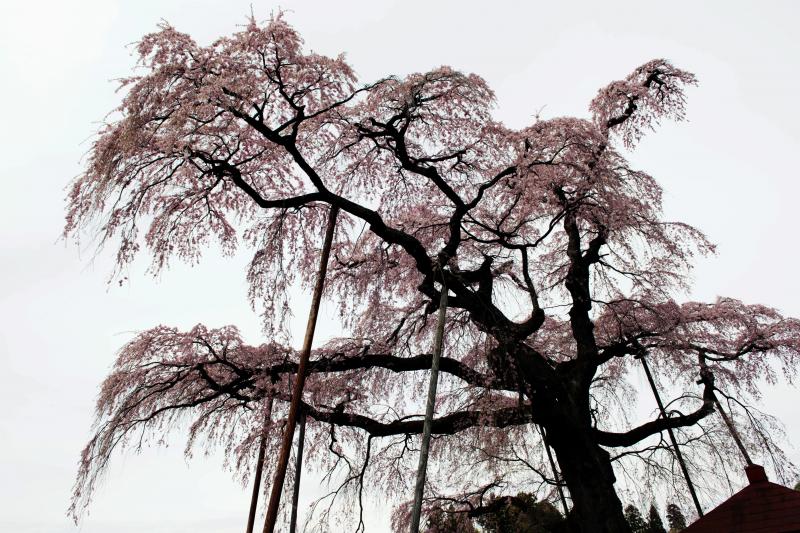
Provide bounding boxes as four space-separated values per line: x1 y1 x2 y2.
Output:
66 16 800 531
308 352 511 390
305 402 537 438
190 150 325 209
594 378 716 447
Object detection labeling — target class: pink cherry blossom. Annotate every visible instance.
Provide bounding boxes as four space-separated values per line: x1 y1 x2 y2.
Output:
66 14 800 532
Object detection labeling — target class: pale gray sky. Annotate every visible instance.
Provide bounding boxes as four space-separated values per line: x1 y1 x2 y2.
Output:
1 1 799 532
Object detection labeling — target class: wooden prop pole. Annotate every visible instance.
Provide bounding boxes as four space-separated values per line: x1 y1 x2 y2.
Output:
409 274 448 532
713 396 754 466
637 353 704 517
262 206 339 533
288 409 307 533
245 394 274 533
698 354 754 466
539 426 569 516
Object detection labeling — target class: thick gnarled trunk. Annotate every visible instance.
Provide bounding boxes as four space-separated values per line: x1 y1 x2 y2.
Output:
546 414 630 533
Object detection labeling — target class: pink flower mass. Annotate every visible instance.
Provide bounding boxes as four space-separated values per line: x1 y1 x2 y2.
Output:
64 13 800 533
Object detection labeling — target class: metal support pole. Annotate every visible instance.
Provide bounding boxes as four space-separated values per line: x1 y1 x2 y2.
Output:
637 354 704 517
288 409 307 533
262 206 339 533
409 275 448 532
246 394 274 533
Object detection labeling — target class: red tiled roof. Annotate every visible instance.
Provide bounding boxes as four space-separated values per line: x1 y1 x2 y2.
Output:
683 465 800 533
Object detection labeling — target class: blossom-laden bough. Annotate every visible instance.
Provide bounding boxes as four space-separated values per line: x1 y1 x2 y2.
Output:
66 13 800 533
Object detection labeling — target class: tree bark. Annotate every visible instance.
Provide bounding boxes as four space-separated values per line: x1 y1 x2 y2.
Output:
548 425 630 533
539 426 569 516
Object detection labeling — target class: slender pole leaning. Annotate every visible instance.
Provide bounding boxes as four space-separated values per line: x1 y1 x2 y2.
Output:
409 269 448 532
246 394 275 533
698 354 753 466
539 426 569 516
288 409 307 533
262 205 339 533
637 353 704 517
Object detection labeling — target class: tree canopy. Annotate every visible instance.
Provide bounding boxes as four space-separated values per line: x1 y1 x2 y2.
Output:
624 505 647 532
475 493 567 533
65 13 800 533
665 503 687 531
647 504 667 533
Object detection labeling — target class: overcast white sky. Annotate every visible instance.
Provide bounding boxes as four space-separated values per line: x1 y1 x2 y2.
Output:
1 1 799 531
